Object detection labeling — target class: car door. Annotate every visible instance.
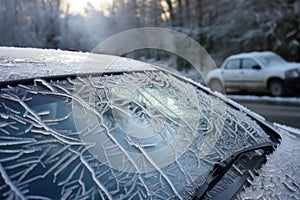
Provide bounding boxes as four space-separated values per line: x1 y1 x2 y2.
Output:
221 59 243 89
241 58 264 90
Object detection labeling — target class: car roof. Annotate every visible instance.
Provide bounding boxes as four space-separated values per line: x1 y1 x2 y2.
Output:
0 47 157 82
227 51 278 60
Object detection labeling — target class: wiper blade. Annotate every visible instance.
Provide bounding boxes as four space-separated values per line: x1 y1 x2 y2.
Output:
193 142 277 200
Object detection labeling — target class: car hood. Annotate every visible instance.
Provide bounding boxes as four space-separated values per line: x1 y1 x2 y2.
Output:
236 123 300 199
268 62 300 71
0 47 156 82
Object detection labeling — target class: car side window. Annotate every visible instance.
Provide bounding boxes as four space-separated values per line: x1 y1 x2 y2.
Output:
242 58 258 69
224 59 240 69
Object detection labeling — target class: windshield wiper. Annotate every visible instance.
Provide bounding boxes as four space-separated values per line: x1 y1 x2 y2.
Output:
193 142 277 200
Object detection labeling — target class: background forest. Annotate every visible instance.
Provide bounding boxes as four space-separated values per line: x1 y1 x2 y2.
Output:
0 0 299 68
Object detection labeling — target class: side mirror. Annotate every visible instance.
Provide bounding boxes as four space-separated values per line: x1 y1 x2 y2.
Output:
252 65 261 70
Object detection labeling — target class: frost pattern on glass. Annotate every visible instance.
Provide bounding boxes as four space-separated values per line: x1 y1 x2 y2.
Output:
0 71 270 199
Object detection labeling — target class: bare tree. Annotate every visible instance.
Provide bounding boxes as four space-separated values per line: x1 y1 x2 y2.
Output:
0 0 61 48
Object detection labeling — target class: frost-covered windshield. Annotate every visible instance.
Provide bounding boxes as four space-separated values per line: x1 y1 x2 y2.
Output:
0 71 271 199
257 53 287 67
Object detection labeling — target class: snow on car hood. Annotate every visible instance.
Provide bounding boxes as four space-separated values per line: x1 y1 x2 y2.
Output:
236 123 300 199
0 47 156 82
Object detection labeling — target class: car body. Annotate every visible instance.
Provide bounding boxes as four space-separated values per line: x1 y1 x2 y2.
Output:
0 47 299 199
206 51 300 96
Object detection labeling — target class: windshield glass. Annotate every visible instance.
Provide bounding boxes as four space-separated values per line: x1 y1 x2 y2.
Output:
257 53 287 67
0 71 271 199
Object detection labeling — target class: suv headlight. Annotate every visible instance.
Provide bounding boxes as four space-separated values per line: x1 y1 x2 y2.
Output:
285 69 300 78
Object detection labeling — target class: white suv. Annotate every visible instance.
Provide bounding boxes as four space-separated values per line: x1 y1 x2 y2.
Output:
206 51 300 96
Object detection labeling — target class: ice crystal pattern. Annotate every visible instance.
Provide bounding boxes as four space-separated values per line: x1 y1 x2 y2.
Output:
0 71 270 199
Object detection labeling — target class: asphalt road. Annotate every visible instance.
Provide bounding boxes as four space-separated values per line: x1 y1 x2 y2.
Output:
235 101 300 129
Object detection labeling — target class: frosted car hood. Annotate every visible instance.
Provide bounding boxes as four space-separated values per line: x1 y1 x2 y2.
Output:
0 47 156 82
236 124 300 199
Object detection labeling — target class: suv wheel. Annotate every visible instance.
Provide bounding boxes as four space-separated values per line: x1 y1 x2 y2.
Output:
268 80 283 96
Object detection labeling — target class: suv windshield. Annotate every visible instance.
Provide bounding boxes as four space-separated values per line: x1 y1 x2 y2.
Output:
0 71 271 199
257 53 286 67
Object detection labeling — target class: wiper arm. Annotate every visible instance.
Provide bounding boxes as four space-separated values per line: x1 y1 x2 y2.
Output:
193 142 277 200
